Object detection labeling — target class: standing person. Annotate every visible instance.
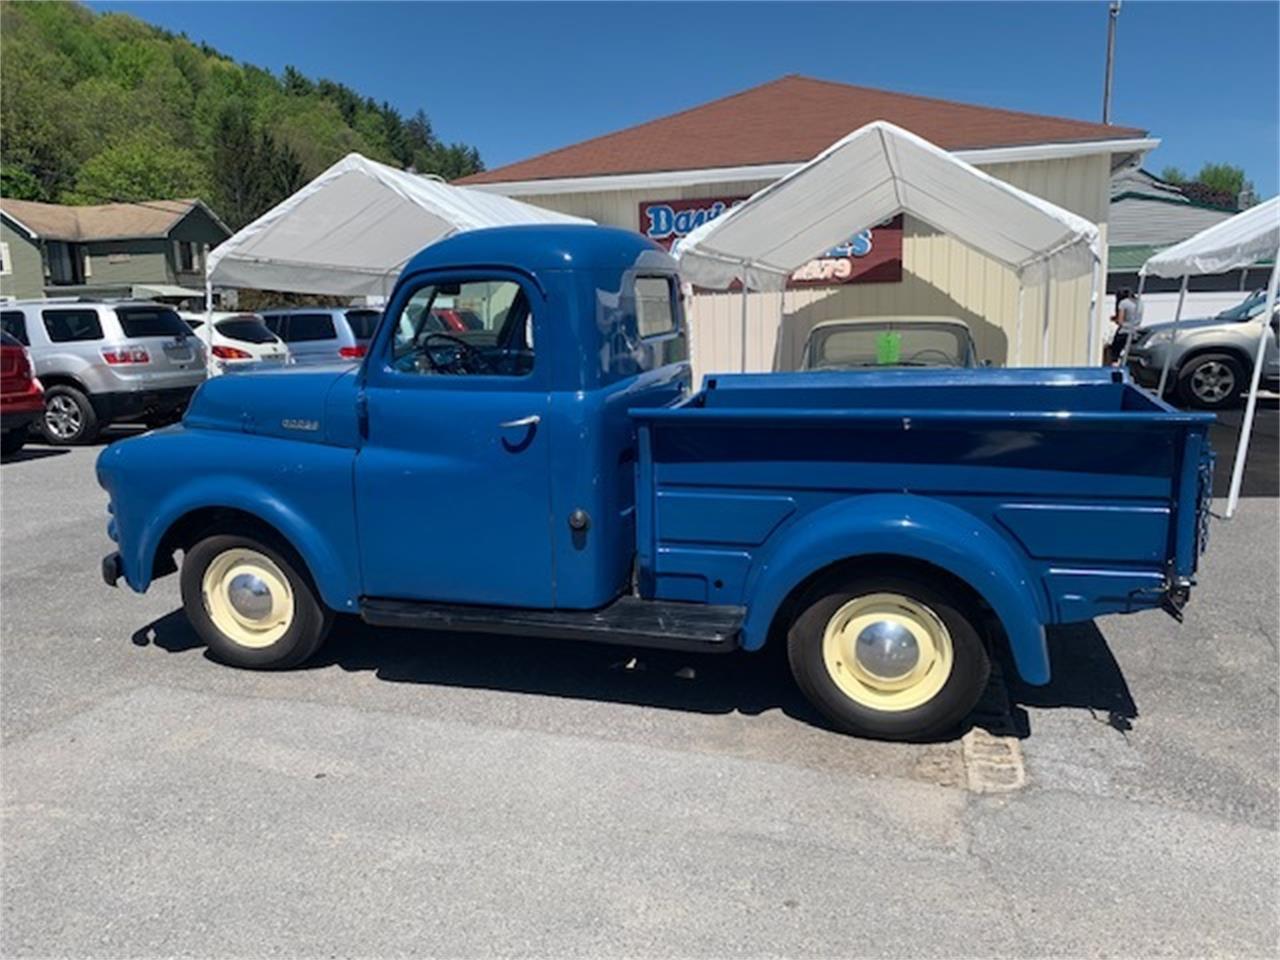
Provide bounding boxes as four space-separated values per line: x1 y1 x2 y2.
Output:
1108 287 1141 365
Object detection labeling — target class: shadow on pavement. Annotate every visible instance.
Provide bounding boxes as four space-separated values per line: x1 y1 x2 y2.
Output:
131 613 1140 743
1209 397 1278 500
1002 621 1138 738
132 609 986 741
0 446 69 465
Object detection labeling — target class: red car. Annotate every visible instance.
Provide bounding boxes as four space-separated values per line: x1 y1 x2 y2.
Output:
1 331 45 456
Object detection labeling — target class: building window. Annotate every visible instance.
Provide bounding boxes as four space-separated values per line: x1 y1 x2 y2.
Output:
177 241 196 272
0 242 11 276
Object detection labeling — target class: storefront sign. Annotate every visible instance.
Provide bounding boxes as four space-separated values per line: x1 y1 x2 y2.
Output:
638 197 902 286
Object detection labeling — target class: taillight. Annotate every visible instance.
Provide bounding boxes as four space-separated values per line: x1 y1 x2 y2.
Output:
101 346 150 365
339 345 367 359
211 345 253 360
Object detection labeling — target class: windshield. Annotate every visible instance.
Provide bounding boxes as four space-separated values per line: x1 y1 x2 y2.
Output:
115 306 190 339
216 317 277 344
808 322 971 369
1216 290 1270 321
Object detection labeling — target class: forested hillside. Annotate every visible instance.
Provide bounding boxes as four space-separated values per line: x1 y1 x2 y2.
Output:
0 1 483 228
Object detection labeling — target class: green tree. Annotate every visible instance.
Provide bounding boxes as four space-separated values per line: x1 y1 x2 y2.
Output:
1195 163 1247 198
1159 166 1187 185
0 0 484 215
66 134 208 204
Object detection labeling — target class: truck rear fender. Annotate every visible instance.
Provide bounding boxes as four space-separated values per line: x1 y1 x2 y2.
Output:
132 478 357 612
741 493 1051 685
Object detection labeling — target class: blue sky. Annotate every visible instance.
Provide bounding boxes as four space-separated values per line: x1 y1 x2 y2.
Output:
90 1 1279 196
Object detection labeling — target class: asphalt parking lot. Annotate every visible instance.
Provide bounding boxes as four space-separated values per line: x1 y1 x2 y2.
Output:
2 409 1277 958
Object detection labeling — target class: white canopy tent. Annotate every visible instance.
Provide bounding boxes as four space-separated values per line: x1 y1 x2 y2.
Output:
673 120 1103 369
1138 195 1280 518
205 152 591 298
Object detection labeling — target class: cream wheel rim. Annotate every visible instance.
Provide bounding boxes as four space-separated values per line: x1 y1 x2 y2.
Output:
201 548 294 648
821 592 954 712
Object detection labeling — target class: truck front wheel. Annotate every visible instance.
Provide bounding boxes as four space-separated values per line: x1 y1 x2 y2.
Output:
180 531 332 669
786 572 990 741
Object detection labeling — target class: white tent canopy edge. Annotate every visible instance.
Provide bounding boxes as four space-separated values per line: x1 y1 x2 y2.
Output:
205 152 591 298
1139 195 1280 519
673 121 1103 369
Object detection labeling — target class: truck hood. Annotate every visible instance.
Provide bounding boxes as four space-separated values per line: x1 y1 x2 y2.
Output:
183 364 361 447
1138 315 1247 337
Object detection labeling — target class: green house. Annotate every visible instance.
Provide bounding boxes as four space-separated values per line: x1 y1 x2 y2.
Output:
0 198 231 305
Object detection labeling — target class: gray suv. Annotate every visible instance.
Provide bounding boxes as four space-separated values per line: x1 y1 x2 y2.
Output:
0 300 206 444
1126 289 1280 410
259 307 381 365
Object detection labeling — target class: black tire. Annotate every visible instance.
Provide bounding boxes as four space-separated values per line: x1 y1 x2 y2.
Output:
40 384 100 445
180 529 332 669
1176 353 1245 410
0 427 26 457
786 571 990 741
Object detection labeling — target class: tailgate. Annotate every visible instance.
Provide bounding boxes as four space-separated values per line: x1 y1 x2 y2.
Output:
1173 422 1215 581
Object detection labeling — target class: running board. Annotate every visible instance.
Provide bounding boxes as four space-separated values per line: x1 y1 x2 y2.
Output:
360 595 743 653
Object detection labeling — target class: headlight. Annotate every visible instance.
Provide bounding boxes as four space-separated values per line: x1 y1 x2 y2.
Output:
1142 329 1173 347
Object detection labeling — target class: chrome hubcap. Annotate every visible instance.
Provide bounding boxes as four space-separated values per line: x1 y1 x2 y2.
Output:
854 619 921 681
1190 361 1235 403
45 396 82 439
227 573 273 622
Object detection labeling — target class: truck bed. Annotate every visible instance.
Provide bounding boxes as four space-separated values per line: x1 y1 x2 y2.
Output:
631 368 1214 630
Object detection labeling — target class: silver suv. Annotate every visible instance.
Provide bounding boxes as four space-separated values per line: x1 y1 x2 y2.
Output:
1126 289 1280 410
0 300 206 444
259 307 381 365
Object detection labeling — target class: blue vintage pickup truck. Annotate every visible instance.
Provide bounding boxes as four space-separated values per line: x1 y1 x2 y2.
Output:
98 225 1215 740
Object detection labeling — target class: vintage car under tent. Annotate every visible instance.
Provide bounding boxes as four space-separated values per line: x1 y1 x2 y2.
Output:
204 152 591 300
672 120 1102 370
1138 195 1280 518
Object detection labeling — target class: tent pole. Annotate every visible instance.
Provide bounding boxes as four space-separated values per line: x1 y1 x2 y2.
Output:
203 276 214 376
739 278 749 374
1156 274 1188 395
1087 256 1101 364
1225 253 1280 518
1041 266 1052 366
1014 281 1024 367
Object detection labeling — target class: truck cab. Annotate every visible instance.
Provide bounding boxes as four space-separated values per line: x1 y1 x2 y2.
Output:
99 225 1215 741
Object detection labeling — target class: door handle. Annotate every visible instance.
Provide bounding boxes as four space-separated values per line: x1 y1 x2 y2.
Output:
499 414 541 429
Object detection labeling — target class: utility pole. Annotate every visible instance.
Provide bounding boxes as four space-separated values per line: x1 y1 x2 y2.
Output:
1103 1 1121 124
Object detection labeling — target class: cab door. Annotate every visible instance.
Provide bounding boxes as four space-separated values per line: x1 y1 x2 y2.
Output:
353 271 554 608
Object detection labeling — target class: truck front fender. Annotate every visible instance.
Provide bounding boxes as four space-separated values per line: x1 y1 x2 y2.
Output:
741 493 1051 685
131 476 359 613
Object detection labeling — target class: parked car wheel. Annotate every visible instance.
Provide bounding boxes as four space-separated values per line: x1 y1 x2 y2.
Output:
786 571 990 741
180 530 332 669
0 427 27 457
40 384 100 445
1177 353 1245 410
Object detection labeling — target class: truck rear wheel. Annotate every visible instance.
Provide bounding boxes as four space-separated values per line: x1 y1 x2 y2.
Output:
786 572 990 741
180 530 331 669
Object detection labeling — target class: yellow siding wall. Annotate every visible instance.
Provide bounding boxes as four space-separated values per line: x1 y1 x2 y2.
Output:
518 152 1112 383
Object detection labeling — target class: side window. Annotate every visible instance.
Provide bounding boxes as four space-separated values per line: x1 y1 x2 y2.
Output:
42 309 103 343
635 276 677 338
1 310 28 345
282 313 337 342
390 279 533 377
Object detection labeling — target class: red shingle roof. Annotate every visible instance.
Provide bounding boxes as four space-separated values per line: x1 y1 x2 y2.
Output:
459 75 1146 185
